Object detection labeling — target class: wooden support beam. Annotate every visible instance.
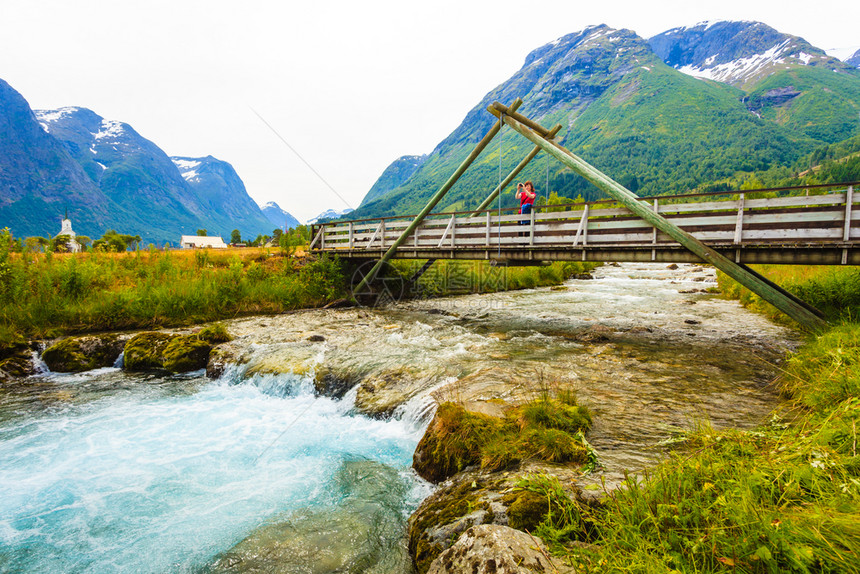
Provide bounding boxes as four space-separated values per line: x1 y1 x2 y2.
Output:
529 209 536 246
348 222 354 249
734 193 745 244
365 221 383 250
491 104 828 331
309 225 324 250
843 185 853 265
573 205 589 246
651 198 658 261
351 98 523 297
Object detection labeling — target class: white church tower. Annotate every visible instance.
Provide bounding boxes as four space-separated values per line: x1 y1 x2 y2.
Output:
55 210 82 253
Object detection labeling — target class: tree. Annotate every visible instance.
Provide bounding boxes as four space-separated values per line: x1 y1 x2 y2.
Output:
230 229 242 244
51 234 73 253
197 229 208 237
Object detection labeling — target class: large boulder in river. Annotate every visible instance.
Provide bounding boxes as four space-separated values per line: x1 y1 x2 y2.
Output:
427 524 566 574
123 332 211 373
208 460 414 573
41 334 126 373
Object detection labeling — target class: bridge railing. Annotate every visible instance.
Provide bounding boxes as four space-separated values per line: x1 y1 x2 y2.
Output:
309 183 857 253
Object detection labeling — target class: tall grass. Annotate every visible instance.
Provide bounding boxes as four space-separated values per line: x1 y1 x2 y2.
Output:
515 265 860 572
717 265 860 324
0 235 345 346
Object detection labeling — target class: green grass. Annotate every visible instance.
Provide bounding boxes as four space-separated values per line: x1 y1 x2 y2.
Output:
514 266 860 573
0 234 346 348
717 265 860 324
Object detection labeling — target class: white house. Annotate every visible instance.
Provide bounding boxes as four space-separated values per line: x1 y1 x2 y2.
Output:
180 235 228 249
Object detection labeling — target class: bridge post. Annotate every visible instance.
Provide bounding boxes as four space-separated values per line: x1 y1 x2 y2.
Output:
489 102 828 331
351 98 523 298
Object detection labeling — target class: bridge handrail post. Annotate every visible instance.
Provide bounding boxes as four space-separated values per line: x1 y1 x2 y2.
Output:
734 193 745 245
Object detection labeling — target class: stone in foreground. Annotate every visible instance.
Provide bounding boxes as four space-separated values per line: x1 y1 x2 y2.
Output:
427 524 567 574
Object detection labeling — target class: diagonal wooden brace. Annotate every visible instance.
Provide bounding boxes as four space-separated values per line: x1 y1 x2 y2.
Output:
489 101 828 331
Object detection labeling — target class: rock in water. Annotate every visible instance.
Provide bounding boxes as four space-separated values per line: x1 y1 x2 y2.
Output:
427 525 563 574
41 334 126 373
208 460 413 574
123 332 211 373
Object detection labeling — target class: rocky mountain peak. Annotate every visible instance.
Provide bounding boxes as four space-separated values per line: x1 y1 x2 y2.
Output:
649 20 842 87
847 49 860 68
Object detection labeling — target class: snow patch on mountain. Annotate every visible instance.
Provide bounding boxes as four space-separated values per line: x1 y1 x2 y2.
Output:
171 158 202 182
93 119 125 140
306 208 354 224
677 40 792 83
34 107 79 133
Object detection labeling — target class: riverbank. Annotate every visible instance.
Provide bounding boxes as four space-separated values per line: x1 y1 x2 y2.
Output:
526 268 860 573
0 262 793 573
0 230 594 354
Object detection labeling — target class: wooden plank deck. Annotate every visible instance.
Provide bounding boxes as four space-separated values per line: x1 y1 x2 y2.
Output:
310 186 859 266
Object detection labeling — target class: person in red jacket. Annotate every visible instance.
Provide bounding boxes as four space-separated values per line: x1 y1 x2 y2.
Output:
516 181 536 232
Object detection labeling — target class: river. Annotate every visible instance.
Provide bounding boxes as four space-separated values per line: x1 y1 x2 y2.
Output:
0 263 798 573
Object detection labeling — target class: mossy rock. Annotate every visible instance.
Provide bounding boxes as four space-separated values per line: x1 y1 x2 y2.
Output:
0 353 35 379
163 337 212 372
408 473 508 574
413 403 500 483
124 332 211 373
0 333 28 362
414 399 594 484
197 323 232 344
41 334 126 373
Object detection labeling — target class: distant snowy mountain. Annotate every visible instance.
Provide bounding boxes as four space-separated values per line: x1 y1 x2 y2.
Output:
847 49 860 68
307 208 354 224
649 21 846 87
170 155 273 237
260 201 300 230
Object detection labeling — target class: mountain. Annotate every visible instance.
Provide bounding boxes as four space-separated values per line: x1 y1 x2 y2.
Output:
170 155 273 237
649 21 860 143
354 22 860 220
0 80 113 239
359 155 427 208
648 21 843 87
0 77 277 245
307 208 354 224
36 107 210 242
847 49 860 68
259 201 301 231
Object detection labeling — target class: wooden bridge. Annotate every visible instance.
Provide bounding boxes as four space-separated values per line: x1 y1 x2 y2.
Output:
310 183 858 267
310 98 857 330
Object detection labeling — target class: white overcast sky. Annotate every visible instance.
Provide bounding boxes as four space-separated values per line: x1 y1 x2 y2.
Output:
1 0 858 223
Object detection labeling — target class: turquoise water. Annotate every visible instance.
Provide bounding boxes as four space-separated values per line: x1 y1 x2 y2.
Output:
0 369 429 573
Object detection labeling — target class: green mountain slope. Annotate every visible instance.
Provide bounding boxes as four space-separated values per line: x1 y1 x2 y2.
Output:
353 25 832 219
